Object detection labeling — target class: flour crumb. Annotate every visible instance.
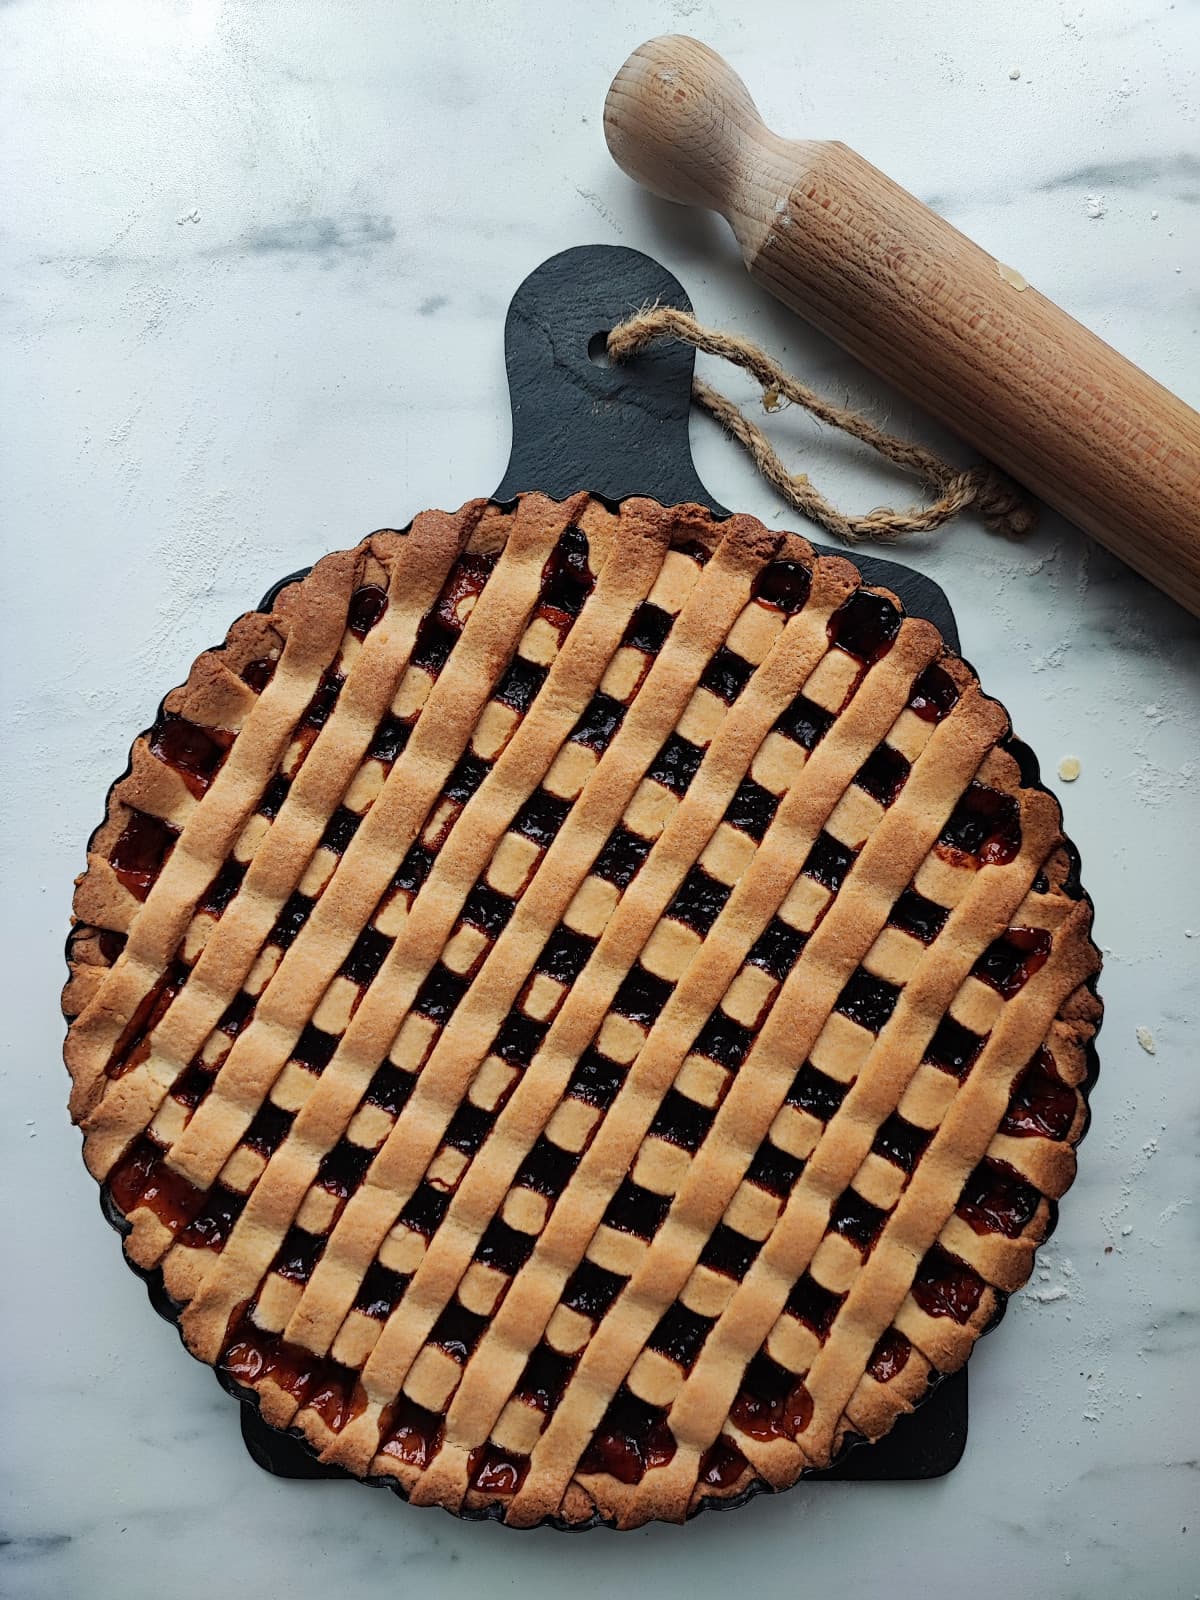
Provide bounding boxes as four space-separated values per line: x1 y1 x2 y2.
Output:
1026 1284 1070 1304
176 207 202 225
1058 755 1081 782
1085 194 1106 219
1150 209 1159 220
1009 67 1022 80
1136 1026 1156 1055
998 261 1028 290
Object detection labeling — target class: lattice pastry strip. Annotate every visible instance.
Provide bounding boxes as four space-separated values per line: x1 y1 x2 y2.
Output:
64 494 1101 1530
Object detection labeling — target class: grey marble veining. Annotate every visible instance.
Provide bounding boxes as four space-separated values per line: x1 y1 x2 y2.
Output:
2 3 1197 1598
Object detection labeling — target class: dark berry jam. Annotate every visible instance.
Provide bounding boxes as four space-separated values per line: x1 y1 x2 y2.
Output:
957 1158 1041 1237
177 1185 246 1250
592 826 652 888
110 809 180 900
623 602 673 653
835 969 900 1032
830 1189 887 1252
220 1314 365 1434
729 1354 813 1442
867 1328 911 1383
468 1444 530 1496
430 1301 488 1362
648 1302 712 1368
241 656 277 692
923 1016 985 1078
571 692 625 752
699 1224 760 1279
700 648 752 704
612 964 673 1026
855 743 910 807
784 1273 844 1337
972 927 1052 996
938 783 1021 867
579 1388 676 1483
515 1345 576 1412
199 859 247 916
108 1136 206 1231
699 1436 749 1490
1001 1048 1076 1139
347 584 387 637
604 1180 671 1238
803 831 856 891
648 733 704 796
724 777 778 840
353 1262 409 1320
649 1089 714 1152
888 888 948 943
753 559 811 614
908 663 958 722
561 1260 626 1320
435 552 497 632
541 526 594 616
872 1114 931 1172
912 1245 985 1323
149 715 231 796
829 590 900 662
379 1394 444 1467
303 668 343 729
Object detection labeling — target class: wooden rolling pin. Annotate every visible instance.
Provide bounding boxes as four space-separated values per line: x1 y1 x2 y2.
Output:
605 35 1200 615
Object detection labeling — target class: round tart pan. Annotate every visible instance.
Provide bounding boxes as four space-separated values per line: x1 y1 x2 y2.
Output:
63 248 1102 1528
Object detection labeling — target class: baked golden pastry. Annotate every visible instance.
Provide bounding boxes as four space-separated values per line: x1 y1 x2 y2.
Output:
64 494 1100 1528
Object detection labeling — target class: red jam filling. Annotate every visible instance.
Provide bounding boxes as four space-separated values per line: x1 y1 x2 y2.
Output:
347 584 388 638
148 715 232 796
110 809 180 900
729 1355 813 1443
699 1436 750 1490
220 1312 365 1431
579 1389 677 1483
866 1328 912 1383
972 926 1052 997
937 782 1021 867
241 655 277 692
468 1444 530 1496
956 1158 1041 1237
753 559 811 614
435 552 497 632
108 1136 207 1232
907 663 959 722
379 1395 444 1469
912 1245 985 1323
1001 1048 1076 1140
828 590 900 662
105 959 189 1077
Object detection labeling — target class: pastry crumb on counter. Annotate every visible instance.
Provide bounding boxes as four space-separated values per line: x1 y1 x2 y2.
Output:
1058 755 1081 781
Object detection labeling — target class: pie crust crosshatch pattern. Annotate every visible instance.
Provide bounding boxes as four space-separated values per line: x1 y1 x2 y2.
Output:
63 493 1101 1530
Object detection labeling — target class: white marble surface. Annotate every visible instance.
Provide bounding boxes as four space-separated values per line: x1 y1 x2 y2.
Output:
2 2 1198 1596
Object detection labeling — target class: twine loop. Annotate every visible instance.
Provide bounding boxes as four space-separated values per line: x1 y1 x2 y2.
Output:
606 306 1035 544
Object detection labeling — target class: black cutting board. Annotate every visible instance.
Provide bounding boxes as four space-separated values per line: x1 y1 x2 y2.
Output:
239 244 968 1492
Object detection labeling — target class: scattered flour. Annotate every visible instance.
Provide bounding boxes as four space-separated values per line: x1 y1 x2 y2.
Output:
1136 1026 1156 1055
1085 194 1107 219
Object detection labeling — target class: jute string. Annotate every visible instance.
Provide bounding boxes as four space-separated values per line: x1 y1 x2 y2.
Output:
606 306 1036 544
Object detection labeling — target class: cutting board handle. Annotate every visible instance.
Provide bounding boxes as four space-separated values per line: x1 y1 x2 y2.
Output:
605 35 1200 615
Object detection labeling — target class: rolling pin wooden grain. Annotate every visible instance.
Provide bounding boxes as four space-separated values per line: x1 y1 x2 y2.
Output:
605 35 1200 615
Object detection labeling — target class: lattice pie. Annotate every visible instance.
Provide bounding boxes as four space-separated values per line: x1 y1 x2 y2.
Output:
64 494 1101 1528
